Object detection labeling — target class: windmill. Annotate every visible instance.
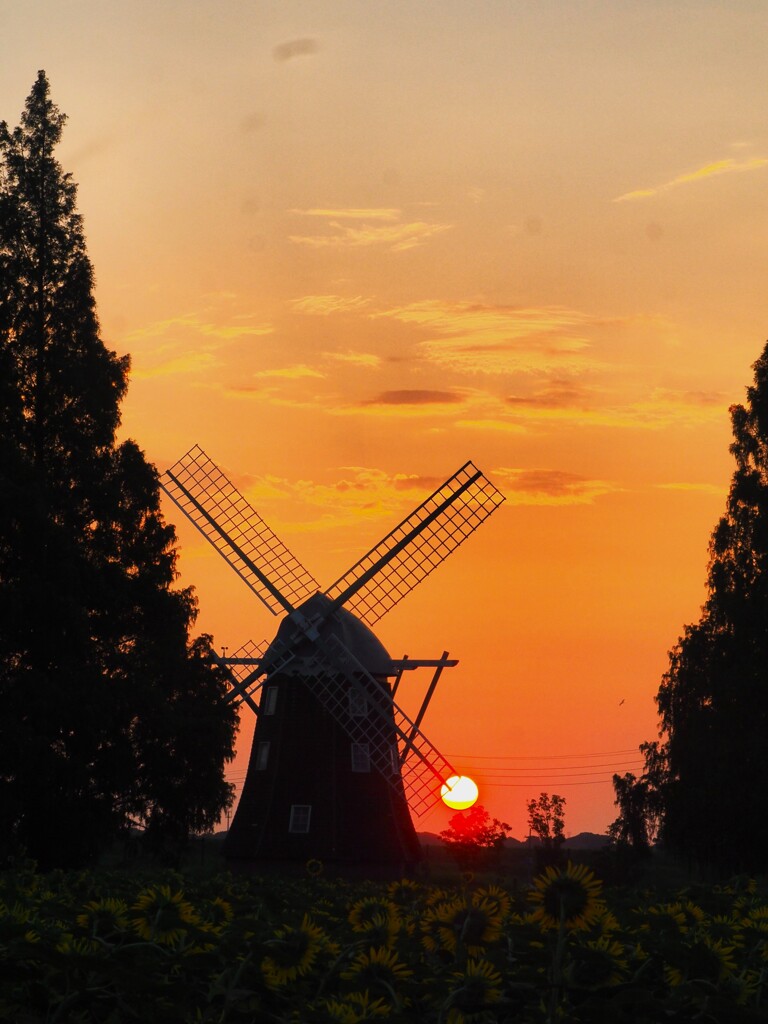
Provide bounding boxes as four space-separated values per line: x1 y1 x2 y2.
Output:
160 446 504 871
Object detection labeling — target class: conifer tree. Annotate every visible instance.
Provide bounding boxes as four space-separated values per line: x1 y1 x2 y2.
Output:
0 71 237 867
646 342 768 872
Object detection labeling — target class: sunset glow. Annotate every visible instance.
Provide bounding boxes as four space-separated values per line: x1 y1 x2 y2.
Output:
6 2 767 839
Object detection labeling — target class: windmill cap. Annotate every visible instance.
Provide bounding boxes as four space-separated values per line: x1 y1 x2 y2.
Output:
270 592 393 676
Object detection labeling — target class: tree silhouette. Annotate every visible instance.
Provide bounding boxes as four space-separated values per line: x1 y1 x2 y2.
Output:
0 72 237 868
608 766 660 855
439 805 511 869
644 341 768 872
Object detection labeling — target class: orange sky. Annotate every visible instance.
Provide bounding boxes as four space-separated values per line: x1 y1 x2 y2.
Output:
5 1 768 837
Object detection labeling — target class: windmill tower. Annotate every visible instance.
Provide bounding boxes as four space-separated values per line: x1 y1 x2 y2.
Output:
161 447 504 871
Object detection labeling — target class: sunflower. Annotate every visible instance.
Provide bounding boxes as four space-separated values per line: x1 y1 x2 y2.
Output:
569 936 628 989
306 858 324 877
76 897 129 937
529 862 604 932
421 897 502 956
341 946 413 998
55 934 103 957
705 913 743 947
445 958 503 1024
131 885 200 945
323 991 392 1022
387 879 421 909
261 914 331 988
640 902 687 937
588 907 621 938
663 935 737 988
473 885 511 920
197 896 234 932
355 911 402 950
348 897 396 931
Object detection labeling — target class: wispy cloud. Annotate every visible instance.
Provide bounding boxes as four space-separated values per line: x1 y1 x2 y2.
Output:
614 156 768 202
251 365 326 380
290 208 401 221
291 294 371 315
377 300 609 375
289 208 452 252
324 350 382 369
124 310 274 380
493 468 619 506
130 351 220 381
362 389 465 406
656 481 726 495
236 466 457 532
125 313 273 343
506 380 593 409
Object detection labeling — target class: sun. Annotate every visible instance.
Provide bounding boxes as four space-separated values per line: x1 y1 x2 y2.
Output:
441 774 479 810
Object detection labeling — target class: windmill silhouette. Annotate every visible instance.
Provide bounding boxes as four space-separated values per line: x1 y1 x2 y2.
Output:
161 446 504 871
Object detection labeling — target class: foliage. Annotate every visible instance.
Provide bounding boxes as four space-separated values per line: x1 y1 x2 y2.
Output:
0 71 237 868
608 766 661 856
439 805 512 869
2 864 768 1022
643 341 768 873
527 793 566 869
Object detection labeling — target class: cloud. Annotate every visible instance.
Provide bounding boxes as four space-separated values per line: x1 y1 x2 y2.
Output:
130 351 220 381
288 208 452 252
652 388 727 407
125 313 273 343
291 294 371 315
324 350 382 369
123 310 274 380
614 156 768 202
506 381 592 409
493 468 619 506
251 365 326 380
363 389 465 406
236 466 459 533
290 220 452 252
377 300 608 375
290 208 401 221
656 482 726 495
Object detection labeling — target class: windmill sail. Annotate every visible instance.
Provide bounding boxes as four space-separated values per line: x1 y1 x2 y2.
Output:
324 461 504 625
308 635 456 816
161 445 318 616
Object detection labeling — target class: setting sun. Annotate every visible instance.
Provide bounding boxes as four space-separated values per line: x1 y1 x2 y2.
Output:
441 775 479 810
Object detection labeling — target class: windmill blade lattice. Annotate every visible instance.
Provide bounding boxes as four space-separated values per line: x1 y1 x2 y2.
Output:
161 445 318 616
309 635 456 816
324 461 505 626
217 639 270 711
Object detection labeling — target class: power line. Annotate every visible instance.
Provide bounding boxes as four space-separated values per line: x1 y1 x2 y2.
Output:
483 782 622 790
446 748 640 760
454 760 643 774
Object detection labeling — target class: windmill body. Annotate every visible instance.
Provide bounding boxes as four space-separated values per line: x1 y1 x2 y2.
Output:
161 447 504 871
227 594 421 867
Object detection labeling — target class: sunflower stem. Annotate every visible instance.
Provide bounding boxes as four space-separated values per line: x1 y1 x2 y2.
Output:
547 905 568 1024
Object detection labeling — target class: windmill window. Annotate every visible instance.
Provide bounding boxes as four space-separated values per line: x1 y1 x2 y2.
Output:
289 804 311 833
255 741 270 770
351 743 371 772
263 686 278 715
348 688 368 717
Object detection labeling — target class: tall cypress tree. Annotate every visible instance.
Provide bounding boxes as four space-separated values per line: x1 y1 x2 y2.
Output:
649 342 768 873
0 72 237 868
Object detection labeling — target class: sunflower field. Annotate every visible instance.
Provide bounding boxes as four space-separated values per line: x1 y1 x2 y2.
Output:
1 859 767 1023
